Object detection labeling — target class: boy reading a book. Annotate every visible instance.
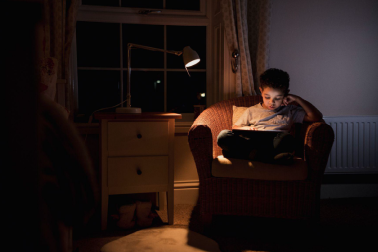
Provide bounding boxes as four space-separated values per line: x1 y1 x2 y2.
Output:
217 68 323 163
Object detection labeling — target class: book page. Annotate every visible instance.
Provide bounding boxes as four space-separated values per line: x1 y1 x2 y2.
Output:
232 125 285 132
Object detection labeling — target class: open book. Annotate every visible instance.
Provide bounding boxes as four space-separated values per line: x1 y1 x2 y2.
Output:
231 126 288 141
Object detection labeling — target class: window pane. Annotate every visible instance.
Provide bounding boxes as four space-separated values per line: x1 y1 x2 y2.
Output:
124 71 164 112
82 0 119 7
121 0 163 9
167 26 206 69
166 0 200 11
167 71 206 113
77 70 120 122
77 21 120 68
123 24 164 68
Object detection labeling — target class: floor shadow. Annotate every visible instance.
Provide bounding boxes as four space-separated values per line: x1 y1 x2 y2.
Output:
75 197 378 252
186 198 378 252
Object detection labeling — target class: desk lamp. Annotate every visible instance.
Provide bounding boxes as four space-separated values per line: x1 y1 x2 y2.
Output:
116 43 200 113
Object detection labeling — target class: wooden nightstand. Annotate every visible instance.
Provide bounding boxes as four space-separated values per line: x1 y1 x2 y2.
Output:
95 112 182 230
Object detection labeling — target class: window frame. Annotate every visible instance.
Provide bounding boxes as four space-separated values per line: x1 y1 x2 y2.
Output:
72 0 212 122
80 0 207 17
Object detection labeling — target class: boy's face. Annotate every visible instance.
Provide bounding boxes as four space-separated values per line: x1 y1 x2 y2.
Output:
259 87 285 110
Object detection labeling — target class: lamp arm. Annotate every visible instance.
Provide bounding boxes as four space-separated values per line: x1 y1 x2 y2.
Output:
128 43 182 56
124 43 197 110
125 43 183 108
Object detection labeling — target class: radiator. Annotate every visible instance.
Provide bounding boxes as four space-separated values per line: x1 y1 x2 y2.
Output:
323 116 378 174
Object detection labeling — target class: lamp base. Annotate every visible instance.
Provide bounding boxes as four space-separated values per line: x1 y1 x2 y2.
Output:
115 107 142 113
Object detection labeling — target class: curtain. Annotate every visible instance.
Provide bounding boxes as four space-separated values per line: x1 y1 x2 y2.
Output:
247 0 272 93
221 0 271 96
42 0 79 118
221 0 255 96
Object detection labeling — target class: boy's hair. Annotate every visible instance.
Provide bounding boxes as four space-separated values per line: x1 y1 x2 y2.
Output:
260 68 290 96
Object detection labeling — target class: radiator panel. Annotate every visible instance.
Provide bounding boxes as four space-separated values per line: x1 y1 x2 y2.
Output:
323 116 378 173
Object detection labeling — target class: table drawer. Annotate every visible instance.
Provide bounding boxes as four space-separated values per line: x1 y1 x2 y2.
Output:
108 121 169 156
108 156 168 187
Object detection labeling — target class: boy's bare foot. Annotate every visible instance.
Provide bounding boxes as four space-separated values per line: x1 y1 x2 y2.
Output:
273 152 294 165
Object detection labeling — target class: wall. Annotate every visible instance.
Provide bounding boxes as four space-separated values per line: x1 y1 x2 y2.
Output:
269 0 378 117
173 125 200 205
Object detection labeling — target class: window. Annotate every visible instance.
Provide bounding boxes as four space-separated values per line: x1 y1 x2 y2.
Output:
73 0 208 122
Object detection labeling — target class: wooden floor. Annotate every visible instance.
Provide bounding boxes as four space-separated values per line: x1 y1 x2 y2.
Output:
74 197 378 252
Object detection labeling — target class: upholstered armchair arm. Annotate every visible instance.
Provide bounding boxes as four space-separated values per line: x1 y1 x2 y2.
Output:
188 104 230 181
303 122 334 182
188 124 213 180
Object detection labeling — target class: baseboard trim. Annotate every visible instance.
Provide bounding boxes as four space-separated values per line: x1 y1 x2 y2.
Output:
174 180 199 189
321 184 378 199
173 181 378 201
322 174 378 184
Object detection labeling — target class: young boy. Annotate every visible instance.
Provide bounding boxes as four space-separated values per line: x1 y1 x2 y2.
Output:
217 68 323 163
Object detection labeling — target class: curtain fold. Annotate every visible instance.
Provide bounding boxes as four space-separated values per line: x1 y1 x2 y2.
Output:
234 0 255 96
221 0 271 97
247 0 272 93
42 0 79 118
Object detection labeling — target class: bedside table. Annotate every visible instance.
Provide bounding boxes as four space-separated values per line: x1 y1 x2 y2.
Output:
95 112 182 230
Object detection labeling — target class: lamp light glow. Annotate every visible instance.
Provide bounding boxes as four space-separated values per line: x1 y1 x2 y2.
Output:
185 59 200 67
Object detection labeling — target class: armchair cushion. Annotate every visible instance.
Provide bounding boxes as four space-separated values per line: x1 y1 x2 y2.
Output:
212 155 308 181
232 105 249 126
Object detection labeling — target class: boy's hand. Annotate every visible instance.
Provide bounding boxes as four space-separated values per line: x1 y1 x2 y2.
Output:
283 94 323 122
282 94 299 106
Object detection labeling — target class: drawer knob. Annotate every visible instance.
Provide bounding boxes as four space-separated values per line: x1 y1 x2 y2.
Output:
137 133 142 139
136 167 142 175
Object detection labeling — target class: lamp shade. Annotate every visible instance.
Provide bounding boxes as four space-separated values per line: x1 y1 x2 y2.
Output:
183 46 200 67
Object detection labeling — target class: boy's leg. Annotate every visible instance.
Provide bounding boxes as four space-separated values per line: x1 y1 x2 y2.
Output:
217 130 256 159
273 133 295 154
253 134 276 162
272 133 295 163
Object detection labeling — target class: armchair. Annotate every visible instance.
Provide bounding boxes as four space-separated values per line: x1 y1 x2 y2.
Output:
188 95 334 225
